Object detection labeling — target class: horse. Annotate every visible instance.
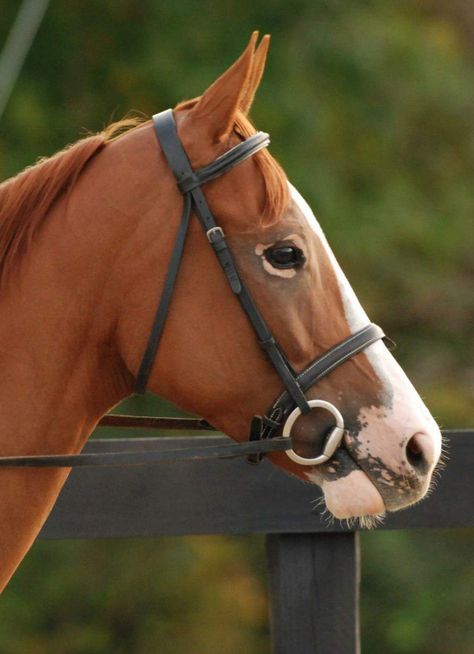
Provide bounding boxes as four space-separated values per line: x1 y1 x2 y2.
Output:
0 32 442 592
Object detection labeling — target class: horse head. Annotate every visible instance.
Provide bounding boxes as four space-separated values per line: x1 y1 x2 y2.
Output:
114 33 442 523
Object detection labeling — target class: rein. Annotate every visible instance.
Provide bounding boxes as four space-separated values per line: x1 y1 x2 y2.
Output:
0 110 392 469
0 414 291 468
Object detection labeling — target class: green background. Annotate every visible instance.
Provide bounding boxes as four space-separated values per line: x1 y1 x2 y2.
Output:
0 1 473 652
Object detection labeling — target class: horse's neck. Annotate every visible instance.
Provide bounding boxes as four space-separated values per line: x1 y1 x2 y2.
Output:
0 298 124 456
0 286 109 590
0 124 168 444
0 128 164 591
0 201 129 460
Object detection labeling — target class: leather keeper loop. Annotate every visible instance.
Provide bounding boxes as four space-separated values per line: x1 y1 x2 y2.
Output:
178 173 200 193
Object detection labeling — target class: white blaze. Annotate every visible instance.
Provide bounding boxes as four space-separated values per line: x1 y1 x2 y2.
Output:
289 183 442 516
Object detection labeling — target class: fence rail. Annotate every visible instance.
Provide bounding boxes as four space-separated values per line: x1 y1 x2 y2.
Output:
40 430 473 653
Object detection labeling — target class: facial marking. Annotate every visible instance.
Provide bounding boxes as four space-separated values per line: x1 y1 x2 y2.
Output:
288 181 442 514
289 182 441 440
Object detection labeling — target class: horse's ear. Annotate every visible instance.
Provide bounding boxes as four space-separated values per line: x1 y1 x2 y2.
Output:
183 32 264 142
239 34 270 115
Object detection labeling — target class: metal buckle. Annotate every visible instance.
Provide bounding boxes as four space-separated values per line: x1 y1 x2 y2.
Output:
206 226 225 242
282 399 345 466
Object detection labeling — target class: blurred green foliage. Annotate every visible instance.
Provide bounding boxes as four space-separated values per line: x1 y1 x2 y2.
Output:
0 0 472 652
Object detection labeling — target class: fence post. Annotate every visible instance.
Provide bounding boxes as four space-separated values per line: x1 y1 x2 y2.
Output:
266 532 360 654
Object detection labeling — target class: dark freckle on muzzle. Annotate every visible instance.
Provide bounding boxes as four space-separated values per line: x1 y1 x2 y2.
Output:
290 393 392 482
348 450 423 510
317 446 359 481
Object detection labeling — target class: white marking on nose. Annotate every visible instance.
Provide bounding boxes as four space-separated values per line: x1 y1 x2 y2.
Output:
289 182 442 474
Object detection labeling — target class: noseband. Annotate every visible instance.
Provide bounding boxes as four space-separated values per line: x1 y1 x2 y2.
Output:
135 109 388 466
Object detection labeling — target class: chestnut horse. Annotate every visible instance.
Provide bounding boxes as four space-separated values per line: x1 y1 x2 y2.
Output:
0 33 441 592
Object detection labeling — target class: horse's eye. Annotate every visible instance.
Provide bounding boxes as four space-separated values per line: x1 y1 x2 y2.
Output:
264 245 306 269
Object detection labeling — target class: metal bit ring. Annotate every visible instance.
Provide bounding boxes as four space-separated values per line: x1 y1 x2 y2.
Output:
282 399 345 466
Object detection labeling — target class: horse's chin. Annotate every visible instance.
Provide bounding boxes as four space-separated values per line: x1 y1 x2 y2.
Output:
319 469 386 520
304 447 385 521
308 470 386 522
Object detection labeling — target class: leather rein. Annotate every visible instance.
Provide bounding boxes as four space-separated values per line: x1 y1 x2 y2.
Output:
0 110 391 469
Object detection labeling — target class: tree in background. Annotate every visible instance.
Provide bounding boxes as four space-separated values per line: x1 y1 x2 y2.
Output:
0 1 472 652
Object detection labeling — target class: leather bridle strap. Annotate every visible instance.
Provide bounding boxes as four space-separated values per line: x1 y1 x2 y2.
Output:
135 109 310 413
253 323 388 446
274 323 386 417
0 436 291 468
135 193 191 393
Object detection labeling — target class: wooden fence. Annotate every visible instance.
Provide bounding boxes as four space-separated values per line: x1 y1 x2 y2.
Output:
40 430 473 653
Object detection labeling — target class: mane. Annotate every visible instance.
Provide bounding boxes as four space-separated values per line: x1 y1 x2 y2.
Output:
234 109 289 225
0 104 287 286
0 117 145 286
176 99 289 225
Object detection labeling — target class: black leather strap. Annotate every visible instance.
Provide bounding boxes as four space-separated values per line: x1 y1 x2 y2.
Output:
247 323 387 462
275 323 386 416
98 414 215 430
0 436 291 468
135 193 192 393
261 323 385 438
178 131 270 193
136 109 311 414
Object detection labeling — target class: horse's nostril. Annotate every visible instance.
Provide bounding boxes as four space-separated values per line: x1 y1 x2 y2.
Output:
406 433 428 473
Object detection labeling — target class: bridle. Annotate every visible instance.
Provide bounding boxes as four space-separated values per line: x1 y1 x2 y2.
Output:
0 110 390 469
135 110 387 465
